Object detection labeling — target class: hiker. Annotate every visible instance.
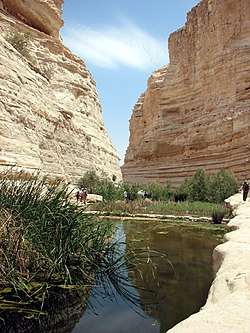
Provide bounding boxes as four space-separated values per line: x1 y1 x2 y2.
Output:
82 188 88 204
124 190 128 203
242 180 249 201
79 188 84 202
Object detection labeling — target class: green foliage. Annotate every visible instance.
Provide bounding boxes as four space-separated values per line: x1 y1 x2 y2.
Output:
208 169 238 203
173 188 188 202
0 173 123 307
211 206 228 224
78 168 238 204
184 169 210 202
78 170 100 193
143 182 172 201
122 183 140 201
5 32 31 59
96 179 120 201
78 170 122 201
180 169 238 203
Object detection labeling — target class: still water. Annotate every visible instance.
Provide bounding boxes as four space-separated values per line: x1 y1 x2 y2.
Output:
0 220 224 333
72 220 223 333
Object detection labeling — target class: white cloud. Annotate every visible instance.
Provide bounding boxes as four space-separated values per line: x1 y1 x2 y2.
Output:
62 18 169 70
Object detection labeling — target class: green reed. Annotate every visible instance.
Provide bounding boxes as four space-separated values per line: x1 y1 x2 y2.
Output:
0 173 119 309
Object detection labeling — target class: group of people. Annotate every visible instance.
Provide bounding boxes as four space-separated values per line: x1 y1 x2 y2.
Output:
123 189 152 202
76 188 88 204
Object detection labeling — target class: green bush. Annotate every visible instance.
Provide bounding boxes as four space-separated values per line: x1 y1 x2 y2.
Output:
209 169 238 203
78 170 122 201
122 183 140 201
179 169 238 204
77 170 100 193
173 188 188 202
5 32 31 59
183 169 210 202
143 182 172 201
211 207 227 224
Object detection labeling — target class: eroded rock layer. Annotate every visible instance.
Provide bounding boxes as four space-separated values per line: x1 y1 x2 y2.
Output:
0 0 122 183
122 0 250 187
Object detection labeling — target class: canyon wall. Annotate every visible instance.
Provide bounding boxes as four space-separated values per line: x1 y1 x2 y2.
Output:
0 0 122 183
122 0 250 187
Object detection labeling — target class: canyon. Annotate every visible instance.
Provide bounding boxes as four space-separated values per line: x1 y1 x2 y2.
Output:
122 0 250 187
0 0 122 183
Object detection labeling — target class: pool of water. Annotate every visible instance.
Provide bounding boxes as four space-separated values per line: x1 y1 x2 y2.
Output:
72 220 223 333
0 220 224 333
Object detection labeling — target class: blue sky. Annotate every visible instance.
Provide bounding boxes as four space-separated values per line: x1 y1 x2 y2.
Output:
61 0 200 165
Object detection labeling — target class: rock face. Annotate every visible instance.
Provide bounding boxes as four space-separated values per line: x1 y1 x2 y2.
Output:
122 0 250 187
0 0 122 183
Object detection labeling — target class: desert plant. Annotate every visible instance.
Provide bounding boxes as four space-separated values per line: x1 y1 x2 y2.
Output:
78 171 123 201
5 31 31 59
184 169 210 202
211 207 227 224
209 169 238 203
142 182 173 201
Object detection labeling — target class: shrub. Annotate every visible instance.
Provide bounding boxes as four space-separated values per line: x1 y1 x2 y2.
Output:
143 182 172 201
211 207 227 224
184 169 210 202
173 189 188 202
77 170 100 193
122 183 140 201
78 170 122 201
5 32 31 59
209 169 238 203
180 169 238 204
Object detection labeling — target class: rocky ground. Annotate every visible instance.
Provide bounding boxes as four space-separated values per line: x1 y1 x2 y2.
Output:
167 192 250 332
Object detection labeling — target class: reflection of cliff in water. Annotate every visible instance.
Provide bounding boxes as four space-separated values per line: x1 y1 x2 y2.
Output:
124 221 221 332
0 287 90 333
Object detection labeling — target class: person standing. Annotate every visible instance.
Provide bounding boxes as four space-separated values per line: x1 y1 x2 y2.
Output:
242 180 249 201
83 188 88 204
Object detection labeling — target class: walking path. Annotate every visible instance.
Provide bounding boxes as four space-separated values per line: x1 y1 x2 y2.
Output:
167 193 250 332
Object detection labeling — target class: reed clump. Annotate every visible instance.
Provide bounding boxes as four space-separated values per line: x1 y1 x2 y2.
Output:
0 173 118 310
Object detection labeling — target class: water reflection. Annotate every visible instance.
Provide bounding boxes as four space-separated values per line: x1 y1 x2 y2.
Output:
0 288 89 333
72 223 160 333
72 221 223 333
124 221 221 332
0 220 223 333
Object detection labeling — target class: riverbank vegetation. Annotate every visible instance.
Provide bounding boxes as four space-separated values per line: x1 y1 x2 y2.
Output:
79 169 238 204
0 173 140 316
81 169 238 222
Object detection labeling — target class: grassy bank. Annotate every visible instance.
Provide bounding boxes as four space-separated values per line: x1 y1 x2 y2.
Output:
88 199 231 220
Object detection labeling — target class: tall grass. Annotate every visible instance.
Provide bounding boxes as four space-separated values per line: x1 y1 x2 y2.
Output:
0 172 167 316
89 200 230 218
0 174 124 311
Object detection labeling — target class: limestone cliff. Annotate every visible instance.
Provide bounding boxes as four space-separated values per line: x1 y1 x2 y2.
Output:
122 0 250 187
0 0 121 183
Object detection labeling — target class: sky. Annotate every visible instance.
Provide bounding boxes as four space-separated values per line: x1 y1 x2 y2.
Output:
61 0 200 165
